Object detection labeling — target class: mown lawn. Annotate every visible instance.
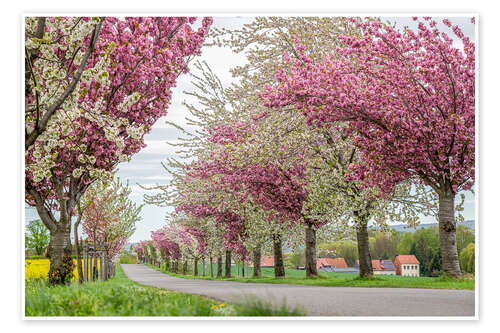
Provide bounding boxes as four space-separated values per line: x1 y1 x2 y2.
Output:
147 263 474 290
25 264 304 316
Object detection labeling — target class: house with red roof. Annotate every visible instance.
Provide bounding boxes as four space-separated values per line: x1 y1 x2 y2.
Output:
355 259 396 275
260 256 275 268
316 257 348 272
394 254 420 277
372 259 396 275
332 258 348 268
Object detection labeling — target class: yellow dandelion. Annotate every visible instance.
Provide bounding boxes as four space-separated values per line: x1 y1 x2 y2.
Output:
219 303 225 308
210 305 217 310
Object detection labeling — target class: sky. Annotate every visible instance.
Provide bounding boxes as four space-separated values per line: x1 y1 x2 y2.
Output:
25 16 476 243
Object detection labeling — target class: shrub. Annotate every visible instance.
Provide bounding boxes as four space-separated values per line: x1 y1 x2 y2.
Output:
459 243 475 274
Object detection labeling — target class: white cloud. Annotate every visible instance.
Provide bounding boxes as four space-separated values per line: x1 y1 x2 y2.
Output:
141 139 183 155
135 175 173 181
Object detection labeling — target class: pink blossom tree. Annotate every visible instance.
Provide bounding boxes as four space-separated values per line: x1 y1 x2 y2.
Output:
151 222 209 275
134 240 150 262
182 132 321 277
80 178 142 281
261 17 475 277
25 16 212 284
176 198 249 278
151 227 181 271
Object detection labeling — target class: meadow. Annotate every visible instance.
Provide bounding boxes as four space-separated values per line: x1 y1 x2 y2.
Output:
25 264 304 316
147 263 475 290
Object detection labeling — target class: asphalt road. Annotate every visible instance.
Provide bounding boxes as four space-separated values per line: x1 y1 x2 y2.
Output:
121 264 475 317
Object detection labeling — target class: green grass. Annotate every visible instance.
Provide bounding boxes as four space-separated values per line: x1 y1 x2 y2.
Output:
25 264 304 316
147 263 474 290
119 253 138 264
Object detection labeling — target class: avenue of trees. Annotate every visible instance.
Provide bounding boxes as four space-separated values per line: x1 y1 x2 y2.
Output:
24 16 474 285
140 17 474 279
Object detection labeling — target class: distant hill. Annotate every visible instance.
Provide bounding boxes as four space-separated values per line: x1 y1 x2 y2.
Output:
383 220 475 233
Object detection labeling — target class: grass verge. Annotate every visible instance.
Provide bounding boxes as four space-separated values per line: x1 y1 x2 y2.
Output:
146 264 474 290
25 264 304 316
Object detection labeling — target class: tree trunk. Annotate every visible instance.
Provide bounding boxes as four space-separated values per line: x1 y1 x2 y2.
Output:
305 223 318 278
356 219 373 278
438 189 462 277
253 247 262 277
194 258 199 276
47 226 74 285
182 260 188 274
225 250 232 278
210 256 214 277
242 260 245 277
217 256 223 277
202 257 206 276
33 200 74 286
273 235 285 278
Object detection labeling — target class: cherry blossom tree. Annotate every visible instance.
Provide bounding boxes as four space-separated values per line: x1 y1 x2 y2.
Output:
151 225 182 272
134 240 150 262
25 16 212 284
261 17 474 277
25 17 104 150
80 178 142 280
175 39 437 278
142 17 440 279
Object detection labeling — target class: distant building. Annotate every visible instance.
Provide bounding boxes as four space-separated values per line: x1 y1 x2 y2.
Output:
260 256 274 268
372 259 396 275
355 259 396 275
332 258 348 268
394 254 420 277
317 258 348 272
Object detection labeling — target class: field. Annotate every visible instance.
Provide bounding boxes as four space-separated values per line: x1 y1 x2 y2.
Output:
25 258 100 281
147 263 475 290
25 264 304 316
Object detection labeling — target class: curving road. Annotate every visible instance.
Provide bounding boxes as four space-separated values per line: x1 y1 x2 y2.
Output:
121 264 475 317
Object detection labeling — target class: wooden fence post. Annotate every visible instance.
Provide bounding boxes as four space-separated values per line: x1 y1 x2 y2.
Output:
83 241 87 282
86 247 89 282
92 248 97 281
99 252 104 280
93 251 98 281
103 243 108 281
103 253 108 281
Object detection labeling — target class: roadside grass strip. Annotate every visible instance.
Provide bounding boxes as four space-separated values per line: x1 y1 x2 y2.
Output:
25 264 304 316
146 264 474 290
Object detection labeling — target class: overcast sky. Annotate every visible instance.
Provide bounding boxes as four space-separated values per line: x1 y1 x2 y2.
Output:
25 16 476 243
